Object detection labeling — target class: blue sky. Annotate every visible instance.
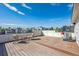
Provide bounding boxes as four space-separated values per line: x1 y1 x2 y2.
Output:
0 3 73 28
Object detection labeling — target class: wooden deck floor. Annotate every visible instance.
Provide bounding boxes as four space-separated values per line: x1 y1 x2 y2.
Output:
0 36 79 56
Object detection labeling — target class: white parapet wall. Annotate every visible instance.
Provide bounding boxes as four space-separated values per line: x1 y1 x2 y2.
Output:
0 33 40 43
0 31 75 43
42 30 75 39
0 34 15 43
0 34 30 43
42 30 63 37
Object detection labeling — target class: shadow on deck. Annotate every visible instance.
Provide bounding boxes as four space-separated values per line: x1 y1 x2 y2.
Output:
0 43 8 56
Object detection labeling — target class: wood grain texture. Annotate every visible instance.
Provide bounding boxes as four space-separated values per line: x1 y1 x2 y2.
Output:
0 36 79 56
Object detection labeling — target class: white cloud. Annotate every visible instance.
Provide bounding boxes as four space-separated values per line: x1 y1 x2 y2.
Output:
17 11 25 15
3 3 25 15
0 23 18 28
22 3 32 10
1 23 17 25
0 23 26 27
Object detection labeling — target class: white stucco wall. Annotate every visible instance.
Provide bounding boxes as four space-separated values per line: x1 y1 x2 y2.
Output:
42 30 63 37
42 30 75 40
0 34 15 43
0 30 75 43
0 33 31 43
0 30 62 43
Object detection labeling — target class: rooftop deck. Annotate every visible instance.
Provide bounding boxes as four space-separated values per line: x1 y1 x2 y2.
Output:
0 36 79 56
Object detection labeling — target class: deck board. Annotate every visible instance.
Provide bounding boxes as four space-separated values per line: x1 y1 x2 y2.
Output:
12 43 27 56
0 36 79 56
5 41 69 56
7 43 16 56
5 43 12 56
34 36 79 56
